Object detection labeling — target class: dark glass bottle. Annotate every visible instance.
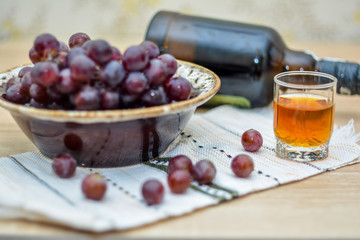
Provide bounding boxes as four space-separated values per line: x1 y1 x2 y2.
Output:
145 11 360 107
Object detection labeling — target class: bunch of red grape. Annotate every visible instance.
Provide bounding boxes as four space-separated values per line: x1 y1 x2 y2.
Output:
4 33 192 110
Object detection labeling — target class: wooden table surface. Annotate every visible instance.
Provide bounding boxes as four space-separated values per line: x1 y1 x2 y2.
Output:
0 41 359 239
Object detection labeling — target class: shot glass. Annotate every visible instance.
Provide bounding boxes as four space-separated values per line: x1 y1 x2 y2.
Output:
273 71 337 162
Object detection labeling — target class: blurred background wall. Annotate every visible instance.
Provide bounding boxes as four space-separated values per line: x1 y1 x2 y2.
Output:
0 0 359 45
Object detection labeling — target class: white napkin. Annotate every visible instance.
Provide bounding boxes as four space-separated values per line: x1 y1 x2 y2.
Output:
0 105 359 232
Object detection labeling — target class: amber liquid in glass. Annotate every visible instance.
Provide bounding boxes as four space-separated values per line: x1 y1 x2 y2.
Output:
274 93 334 148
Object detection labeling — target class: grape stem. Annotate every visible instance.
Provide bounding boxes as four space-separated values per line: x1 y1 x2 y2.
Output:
202 94 251 108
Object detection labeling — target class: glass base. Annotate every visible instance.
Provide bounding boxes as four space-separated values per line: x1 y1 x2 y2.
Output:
275 139 329 162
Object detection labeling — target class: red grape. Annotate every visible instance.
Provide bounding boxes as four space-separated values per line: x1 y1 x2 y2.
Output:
168 169 191 194
52 153 77 178
231 154 254 178
158 53 177 76
192 160 216 185
29 83 49 104
110 46 122 61
241 129 263 152
120 93 140 108
86 39 113 65
100 90 120 110
75 87 100 110
67 47 85 65
167 77 192 101
69 55 96 82
168 155 193 174
31 62 59 87
141 179 164 205
140 41 160 59
57 68 79 94
123 72 148 95
29 47 41 64
141 86 167 107
68 32 91 48
18 67 33 78
47 85 63 103
122 45 149 71
29 98 45 108
5 83 29 104
34 33 60 58
58 41 70 53
20 72 33 93
81 173 107 201
5 77 21 92
144 59 168 85
102 60 126 87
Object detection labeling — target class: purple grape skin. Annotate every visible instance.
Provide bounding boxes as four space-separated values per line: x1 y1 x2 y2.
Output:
29 98 46 108
20 72 33 94
67 47 86 65
231 154 254 178
31 61 59 87
69 55 96 82
29 83 49 104
57 68 79 94
168 155 193 174
140 41 160 59
47 85 63 103
74 86 100 110
141 179 164 205
120 93 140 108
82 173 107 201
144 59 168 85
192 160 216 185
123 72 148 95
86 39 113 65
34 33 60 58
81 40 93 52
122 45 149 71
102 61 126 88
167 77 192 101
59 41 70 53
158 53 178 76
100 90 120 110
5 83 29 104
168 169 191 194
111 46 122 61
29 47 41 64
68 32 91 48
241 129 263 152
52 153 77 178
141 86 167 107
5 77 21 92
18 67 33 78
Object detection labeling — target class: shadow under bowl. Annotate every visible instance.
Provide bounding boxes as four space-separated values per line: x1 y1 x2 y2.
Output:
0 61 220 168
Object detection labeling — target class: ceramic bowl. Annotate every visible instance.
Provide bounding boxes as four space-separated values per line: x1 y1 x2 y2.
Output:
0 61 220 167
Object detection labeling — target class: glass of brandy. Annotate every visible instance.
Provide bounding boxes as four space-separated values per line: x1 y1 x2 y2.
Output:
273 71 337 162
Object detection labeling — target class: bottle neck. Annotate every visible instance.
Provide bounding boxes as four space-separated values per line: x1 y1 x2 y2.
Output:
316 59 360 95
282 49 316 71
281 49 360 95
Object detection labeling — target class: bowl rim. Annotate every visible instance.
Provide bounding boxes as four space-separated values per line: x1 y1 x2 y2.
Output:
0 60 221 123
